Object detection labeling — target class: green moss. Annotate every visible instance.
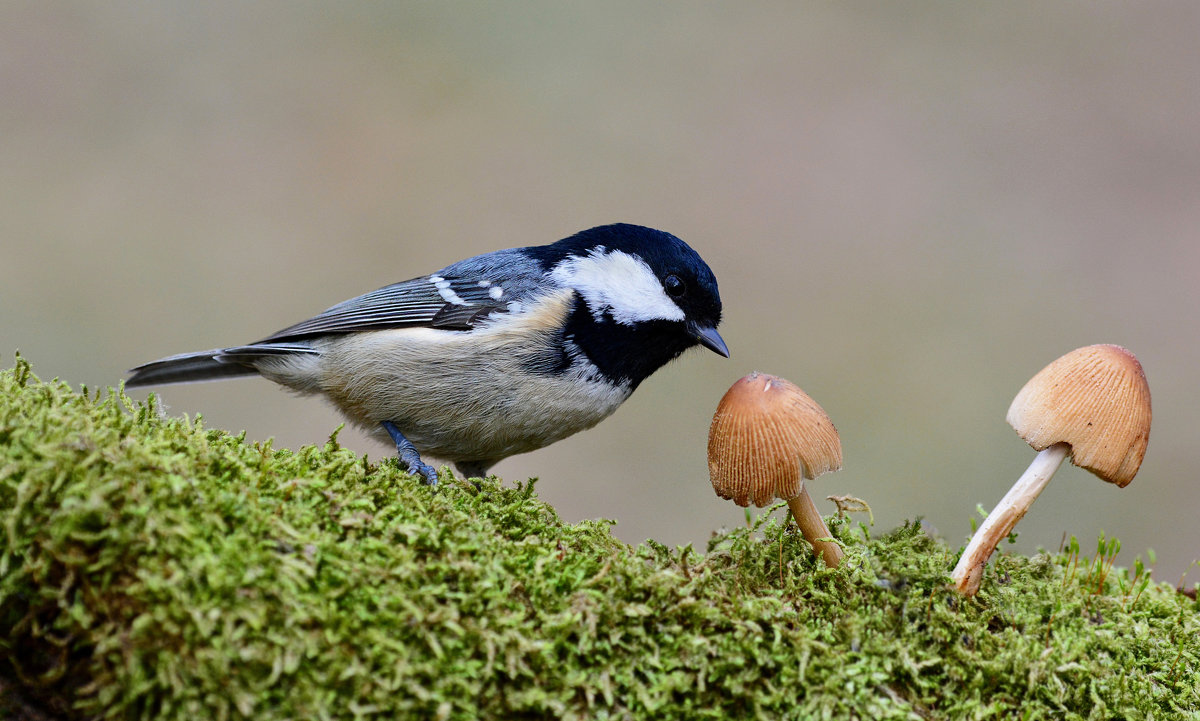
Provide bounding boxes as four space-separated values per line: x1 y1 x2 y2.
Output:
1 354 1197 720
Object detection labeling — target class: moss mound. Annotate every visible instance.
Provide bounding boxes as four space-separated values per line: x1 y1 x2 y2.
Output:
1 355 1197 719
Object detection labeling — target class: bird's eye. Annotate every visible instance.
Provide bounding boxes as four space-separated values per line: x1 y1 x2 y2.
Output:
664 274 686 298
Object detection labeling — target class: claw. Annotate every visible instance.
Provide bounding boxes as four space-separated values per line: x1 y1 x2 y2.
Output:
381 421 438 486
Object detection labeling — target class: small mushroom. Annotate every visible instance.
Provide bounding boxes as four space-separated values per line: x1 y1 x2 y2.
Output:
708 371 845 567
951 344 1152 596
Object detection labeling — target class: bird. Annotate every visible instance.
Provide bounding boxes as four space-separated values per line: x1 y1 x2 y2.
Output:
126 223 729 484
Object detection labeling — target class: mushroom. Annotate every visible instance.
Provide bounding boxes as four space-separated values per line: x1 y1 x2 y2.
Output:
708 371 845 568
951 344 1152 596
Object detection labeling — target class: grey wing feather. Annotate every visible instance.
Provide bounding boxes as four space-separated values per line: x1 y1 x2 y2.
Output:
255 274 510 343
127 249 547 388
256 248 548 342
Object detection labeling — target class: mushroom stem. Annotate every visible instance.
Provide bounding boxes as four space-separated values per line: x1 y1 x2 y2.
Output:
786 487 844 568
951 442 1071 595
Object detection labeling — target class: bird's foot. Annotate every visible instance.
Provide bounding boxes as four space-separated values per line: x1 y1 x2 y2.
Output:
381 421 438 486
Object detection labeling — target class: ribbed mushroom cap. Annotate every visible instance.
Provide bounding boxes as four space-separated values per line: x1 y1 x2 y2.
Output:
708 372 843 507
1007 344 1151 488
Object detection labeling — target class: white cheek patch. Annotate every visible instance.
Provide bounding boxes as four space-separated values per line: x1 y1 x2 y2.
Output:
550 248 686 325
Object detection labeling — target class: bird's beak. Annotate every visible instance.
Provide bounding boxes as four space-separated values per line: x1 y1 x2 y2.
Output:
692 324 730 358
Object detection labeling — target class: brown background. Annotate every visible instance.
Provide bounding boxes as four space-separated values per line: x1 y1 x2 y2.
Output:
4 3 1197 581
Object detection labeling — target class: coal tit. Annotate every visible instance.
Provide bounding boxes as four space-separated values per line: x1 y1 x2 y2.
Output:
127 223 728 483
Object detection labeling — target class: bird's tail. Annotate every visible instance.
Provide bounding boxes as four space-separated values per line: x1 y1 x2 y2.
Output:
125 344 315 387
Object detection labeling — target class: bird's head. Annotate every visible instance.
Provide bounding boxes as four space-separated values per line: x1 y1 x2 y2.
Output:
538 223 728 387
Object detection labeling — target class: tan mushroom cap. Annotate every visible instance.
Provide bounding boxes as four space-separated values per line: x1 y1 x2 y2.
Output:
1007 344 1151 488
708 372 843 507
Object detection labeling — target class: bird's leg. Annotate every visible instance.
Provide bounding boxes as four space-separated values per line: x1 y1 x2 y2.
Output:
381 421 439 486
454 461 489 480
454 460 491 490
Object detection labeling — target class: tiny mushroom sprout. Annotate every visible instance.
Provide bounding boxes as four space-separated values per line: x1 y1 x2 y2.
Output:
951 344 1152 596
708 371 845 568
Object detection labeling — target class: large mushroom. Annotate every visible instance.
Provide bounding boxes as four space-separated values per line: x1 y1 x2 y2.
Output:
708 372 845 568
951 344 1152 596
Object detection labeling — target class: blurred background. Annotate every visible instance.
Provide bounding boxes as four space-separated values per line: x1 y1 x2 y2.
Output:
3 3 1196 581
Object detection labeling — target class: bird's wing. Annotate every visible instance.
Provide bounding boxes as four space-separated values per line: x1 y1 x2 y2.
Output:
255 274 512 343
